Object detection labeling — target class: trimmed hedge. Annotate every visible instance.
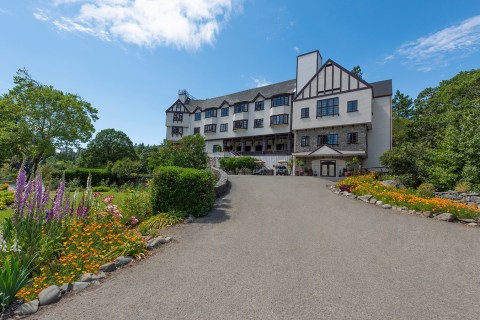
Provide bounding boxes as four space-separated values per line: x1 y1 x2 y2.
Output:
51 168 114 186
219 156 256 174
151 166 215 217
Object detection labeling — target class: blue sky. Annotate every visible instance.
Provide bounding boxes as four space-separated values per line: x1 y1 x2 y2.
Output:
1 0 479 145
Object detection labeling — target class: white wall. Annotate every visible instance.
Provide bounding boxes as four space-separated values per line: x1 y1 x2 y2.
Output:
292 88 373 130
364 96 392 170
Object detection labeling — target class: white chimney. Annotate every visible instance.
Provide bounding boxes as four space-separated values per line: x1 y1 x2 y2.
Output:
296 50 322 92
178 89 188 103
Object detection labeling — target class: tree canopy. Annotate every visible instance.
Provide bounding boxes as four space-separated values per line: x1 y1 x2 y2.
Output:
351 65 363 79
381 69 480 190
78 128 137 168
0 69 98 172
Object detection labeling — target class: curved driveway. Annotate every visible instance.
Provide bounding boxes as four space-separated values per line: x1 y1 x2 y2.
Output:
35 176 480 320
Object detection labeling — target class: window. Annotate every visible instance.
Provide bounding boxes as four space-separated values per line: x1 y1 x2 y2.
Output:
318 134 338 145
171 126 183 136
347 132 358 144
221 107 229 117
272 95 289 107
213 145 222 153
194 112 201 121
173 112 183 122
205 109 217 118
347 100 358 112
220 123 228 132
255 101 264 111
301 108 309 118
254 119 264 128
270 114 289 125
204 124 216 133
301 136 310 147
233 120 248 130
316 97 339 117
194 127 200 134
234 103 248 113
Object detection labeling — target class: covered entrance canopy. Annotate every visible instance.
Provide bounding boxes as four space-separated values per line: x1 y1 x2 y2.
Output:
292 146 366 178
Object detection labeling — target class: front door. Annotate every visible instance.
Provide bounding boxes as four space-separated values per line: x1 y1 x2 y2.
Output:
320 161 336 177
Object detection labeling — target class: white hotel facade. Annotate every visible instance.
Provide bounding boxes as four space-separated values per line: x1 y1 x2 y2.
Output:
165 50 392 178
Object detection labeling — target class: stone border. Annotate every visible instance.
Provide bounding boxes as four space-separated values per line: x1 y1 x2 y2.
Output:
211 167 230 198
327 185 479 227
10 237 173 317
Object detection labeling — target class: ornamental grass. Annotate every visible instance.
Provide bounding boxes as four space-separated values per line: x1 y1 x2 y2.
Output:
337 174 479 220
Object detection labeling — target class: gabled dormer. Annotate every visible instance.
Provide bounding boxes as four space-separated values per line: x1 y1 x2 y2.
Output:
295 59 372 101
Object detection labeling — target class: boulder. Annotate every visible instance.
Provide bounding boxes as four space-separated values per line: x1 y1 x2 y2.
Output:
369 198 377 204
381 180 405 189
434 213 456 222
99 262 117 273
79 272 106 282
467 223 478 227
421 211 433 218
14 299 39 316
38 285 62 306
381 204 392 209
183 215 194 224
60 283 73 293
358 195 373 202
375 201 383 206
459 218 477 224
114 256 133 268
72 282 90 291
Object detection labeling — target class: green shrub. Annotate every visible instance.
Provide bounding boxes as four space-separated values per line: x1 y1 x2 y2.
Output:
141 212 185 230
219 156 256 174
0 192 14 206
0 184 8 192
417 183 435 198
51 168 114 186
120 191 151 225
92 186 111 192
455 181 472 193
151 166 215 217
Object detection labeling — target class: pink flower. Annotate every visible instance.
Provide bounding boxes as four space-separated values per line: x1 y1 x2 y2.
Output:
94 192 102 198
103 195 114 203
130 216 139 225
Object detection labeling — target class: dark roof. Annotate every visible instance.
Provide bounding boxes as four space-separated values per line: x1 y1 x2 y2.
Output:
371 80 392 98
183 79 296 112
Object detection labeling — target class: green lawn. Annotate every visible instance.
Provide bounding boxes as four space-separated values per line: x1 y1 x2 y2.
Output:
0 191 139 222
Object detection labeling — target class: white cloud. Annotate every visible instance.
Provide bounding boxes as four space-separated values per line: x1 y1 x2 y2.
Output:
33 9 50 21
35 0 242 50
252 77 272 88
385 15 480 71
293 46 299 53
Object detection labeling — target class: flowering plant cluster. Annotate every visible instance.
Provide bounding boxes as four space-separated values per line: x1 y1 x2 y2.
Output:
337 174 479 219
0 166 148 308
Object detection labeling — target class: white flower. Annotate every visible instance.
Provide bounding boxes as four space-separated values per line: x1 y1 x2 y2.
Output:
10 239 21 253
0 240 7 253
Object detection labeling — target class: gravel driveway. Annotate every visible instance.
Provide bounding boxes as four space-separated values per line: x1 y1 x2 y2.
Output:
34 176 480 320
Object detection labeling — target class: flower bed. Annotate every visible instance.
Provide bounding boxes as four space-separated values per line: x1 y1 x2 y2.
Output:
337 174 479 220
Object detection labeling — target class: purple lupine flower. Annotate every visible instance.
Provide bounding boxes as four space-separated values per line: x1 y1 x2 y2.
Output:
52 180 65 219
21 179 33 219
63 192 70 218
35 174 43 217
13 165 27 219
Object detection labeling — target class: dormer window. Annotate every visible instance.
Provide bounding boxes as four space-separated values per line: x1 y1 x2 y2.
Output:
205 109 217 118
234 103 248 113
272 95 289 107
255 101 264 111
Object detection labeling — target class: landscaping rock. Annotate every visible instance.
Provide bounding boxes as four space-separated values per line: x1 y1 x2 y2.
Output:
459 218 477 224
358 195 373 202
60 283 73 293
14 299 39 316
99 262 117 273
381 180 405 189
369 198 377 204
401 207 408 211
408 210 416 215
421 211 433 218
147 236 173 250
434 213 456 222
38 285 62 306
467 223 478 227
183 215 194 224
382 204 392 209
375 201 383 206
79 272 106 282
72 282 90 292
114 256 133 268
347 194 357 199
91 280 101 285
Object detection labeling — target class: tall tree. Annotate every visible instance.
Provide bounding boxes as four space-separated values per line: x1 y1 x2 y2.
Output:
351 65 363 79
391 90 413 146
0 69 98 173
78 129 137 168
